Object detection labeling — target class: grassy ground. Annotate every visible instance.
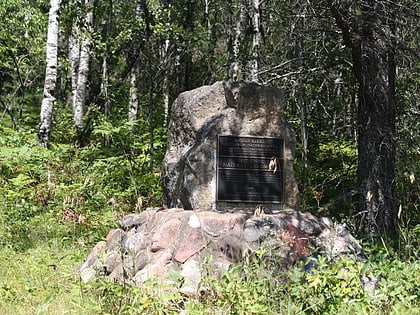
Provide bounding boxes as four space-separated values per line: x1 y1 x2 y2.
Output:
0 206 117 314
0 243 98 314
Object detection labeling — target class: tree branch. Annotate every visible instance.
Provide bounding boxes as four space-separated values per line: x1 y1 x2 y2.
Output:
325 0 355 49
325 0 362 81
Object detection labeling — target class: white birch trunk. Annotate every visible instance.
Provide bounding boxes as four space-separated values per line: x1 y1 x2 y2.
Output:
102 56 110 119
249 0 261 82
204 0 211 41
128 1 143 126
68 34 80 106
231 0 245 81
72 0 93 133
38 0 61 148
162 2 172 126
128 62 139 124
162 39 170 126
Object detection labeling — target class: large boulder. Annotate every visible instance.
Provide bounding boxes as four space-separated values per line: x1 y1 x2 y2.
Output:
162 81 299 212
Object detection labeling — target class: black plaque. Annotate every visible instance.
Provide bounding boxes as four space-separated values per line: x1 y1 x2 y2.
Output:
217 135 284 203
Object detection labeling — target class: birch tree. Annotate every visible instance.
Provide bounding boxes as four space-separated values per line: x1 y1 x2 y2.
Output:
230 0 246 81
128 62 140 124
38 0 61 148
72 0 93 137
162 4 171 126
249 0 261 82
67 34 79 107
128 1 143 126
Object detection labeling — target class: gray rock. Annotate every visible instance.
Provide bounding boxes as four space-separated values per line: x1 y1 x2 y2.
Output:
79 241 107 271
119 211 153 230
108 263 124 282
124 232 147 253
200 212 244 237
162 81 299 212
80 267 96 283
106 229 125 252
316 223 363 258
180 259 202 296
218 234 247 262
243 219 269 242
134 251 150 271
104 250 122 274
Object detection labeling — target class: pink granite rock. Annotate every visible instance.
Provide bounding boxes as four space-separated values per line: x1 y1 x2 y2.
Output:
174 228 209 263
151 218 181 252
280 224 311 258
106 229 125 251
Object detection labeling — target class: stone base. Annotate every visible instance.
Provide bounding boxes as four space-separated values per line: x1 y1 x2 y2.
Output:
80 208 364 296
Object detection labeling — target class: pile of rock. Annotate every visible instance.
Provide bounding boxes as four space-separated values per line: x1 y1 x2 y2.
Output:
79 208 363 296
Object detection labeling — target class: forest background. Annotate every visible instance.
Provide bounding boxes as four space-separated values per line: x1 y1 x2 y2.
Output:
0 0 419 314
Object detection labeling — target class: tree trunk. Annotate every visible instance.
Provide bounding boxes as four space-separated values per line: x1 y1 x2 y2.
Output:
249 0 261 82
162 41 170 126
230 0 245 81
128 0 144 127
38 0 61 148
182 0 194 90
298 92 309 192
72 0 93 136
101 0 113 121
162 2 172 126
328 0 398 238
356 0 398 238
128 61 139 124
226 0 233 79
67 35 80 107
102 56 110 119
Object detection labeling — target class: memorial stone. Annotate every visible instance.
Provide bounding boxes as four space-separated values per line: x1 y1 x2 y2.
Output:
80 82 370 295
162 81 299 212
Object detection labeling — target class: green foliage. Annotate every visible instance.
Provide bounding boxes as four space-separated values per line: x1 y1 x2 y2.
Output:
288 257 368 314
397 223 420 261
0 123 163 250
294 134 358 220
375 259 420 313
198 260 278 314
190 249 419 315
0 241 97 315
0 0 46 129
287 247 419 315
86 277 185 315
0 128 50 248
